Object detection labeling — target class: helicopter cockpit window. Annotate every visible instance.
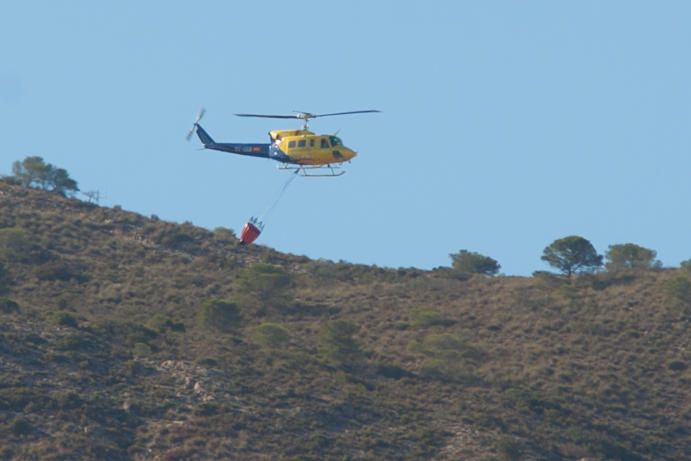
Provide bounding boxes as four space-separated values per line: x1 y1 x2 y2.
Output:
320 138 330 148
329 136 343 147
288 141 296 148
298 140 306 148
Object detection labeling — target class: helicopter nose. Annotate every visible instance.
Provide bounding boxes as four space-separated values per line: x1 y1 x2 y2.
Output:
347 149 357 160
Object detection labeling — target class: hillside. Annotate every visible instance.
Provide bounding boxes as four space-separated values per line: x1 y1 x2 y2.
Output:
0 180 689 460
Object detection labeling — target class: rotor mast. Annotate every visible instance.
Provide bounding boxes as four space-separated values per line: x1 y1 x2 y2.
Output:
295 112 315 130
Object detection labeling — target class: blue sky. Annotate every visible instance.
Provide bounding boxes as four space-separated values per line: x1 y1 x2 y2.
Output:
2 1 691 275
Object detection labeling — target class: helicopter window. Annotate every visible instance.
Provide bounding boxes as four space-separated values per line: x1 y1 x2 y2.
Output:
320 138 330 148
310 139 315 147
329 136 342 147
298 140 306 148
288 141 296 148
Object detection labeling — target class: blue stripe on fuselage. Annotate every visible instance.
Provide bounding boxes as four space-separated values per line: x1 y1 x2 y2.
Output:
207 143 271 159
206 142 295 164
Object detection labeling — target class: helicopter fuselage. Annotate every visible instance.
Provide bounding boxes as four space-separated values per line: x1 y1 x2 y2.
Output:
195 125 356 167
269 129 357 165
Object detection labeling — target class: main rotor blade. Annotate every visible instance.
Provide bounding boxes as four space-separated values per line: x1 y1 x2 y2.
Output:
235 110 381 120
235 113 299 119
312 110 381 118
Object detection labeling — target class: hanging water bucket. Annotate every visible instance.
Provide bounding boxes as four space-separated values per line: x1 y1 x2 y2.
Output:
239 219 262 245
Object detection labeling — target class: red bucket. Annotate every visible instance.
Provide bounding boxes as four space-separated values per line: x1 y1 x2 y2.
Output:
240 222 262 245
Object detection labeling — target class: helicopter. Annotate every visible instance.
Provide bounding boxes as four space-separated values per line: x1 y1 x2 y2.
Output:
186 108 380 176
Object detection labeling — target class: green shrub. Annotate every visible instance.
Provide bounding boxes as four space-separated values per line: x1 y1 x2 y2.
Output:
196 299 242 331
532 270 566 288
213 226 237 243
318 320 363 365
0 387 50 411
410 308 455 328
0 261 10 294
236 263 291 310
449 250 500 276
681 259 691 272
0 228 46 264
132 342 152 357
408 333 481 382
47 310 79 328
145 313 185 333
411 333 467 354
496 437 522 461
195 357 218 368
0 298 19 313
605 243 661 272
10 417 33 436
668 359 687 371
664 275 691 305
150 222 209 253
93 320 157 346
252 322 291 349
55 333 92 351
0 175 20 186
53 391 83 409
34 260 87 282
194 402 220 416
376 364 411 379
124 359 146 377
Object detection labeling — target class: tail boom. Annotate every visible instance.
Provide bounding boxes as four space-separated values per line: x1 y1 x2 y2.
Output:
193 124 270 159
206 141 271 159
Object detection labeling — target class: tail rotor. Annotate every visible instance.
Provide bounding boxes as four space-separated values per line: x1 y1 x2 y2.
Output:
186 107 206 141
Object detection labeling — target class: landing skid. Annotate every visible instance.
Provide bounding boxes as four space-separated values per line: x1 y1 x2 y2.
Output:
278 164 346 177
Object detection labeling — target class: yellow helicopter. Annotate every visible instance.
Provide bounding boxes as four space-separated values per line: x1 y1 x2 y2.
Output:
186 108 380 176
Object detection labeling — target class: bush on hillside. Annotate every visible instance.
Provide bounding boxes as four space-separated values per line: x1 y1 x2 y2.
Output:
55 333 92 351
496 437 523 461
251 322 291 350
9 418 34 436
0 228 47 264
680 259 691 272
407 333 482 382
196 299 242 331
212 226 237 243
132 342 153 358
410 308 455 328
34 260 88 282
0 175 21 186
236 263 292 311
92 320 158 347
318 320 364 366
0 262 10 294
449 250 500 276
664 275 691 306
605 243 661 272
47 310 79 328
0 298 19 313
145 313 185 333
532 270 567 288
152 226 197 251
